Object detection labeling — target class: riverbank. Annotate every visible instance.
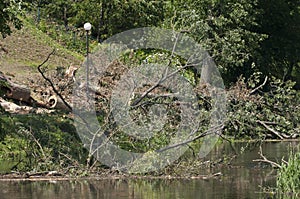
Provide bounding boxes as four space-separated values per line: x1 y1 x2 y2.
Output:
1 140 298 179
1 14 299 191
3 140 297 198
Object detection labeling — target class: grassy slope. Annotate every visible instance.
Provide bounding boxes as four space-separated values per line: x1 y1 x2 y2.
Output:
0 18 84 85
0 19 89 173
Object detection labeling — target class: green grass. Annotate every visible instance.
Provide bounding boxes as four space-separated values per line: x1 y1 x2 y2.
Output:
23 17 84 61
0 16 86 83
277 147 300 198
0 111 88 173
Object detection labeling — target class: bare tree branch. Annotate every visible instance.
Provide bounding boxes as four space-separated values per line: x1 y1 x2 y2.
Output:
37 49 72 111
157 124 224 153
253 145 282 168
257 120 284 139
250 76 268 94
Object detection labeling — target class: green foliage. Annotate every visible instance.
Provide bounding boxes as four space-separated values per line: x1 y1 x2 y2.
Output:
0 135 28 171
225 74 300 139
1 0 299 175
19 1 300 87
256 0 300 86
28 0 165 42
36 18 89 54
162 0 300 87
71 0 165 41
0 113 88 172
277 148 300 198
163 0 267 85
0 0 24 38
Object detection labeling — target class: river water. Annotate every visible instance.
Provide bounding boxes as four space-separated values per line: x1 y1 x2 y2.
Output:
0 141 298 199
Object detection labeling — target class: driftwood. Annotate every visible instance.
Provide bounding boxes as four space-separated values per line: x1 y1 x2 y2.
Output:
257 120 298 139
257 120 284 139
253 145 282 168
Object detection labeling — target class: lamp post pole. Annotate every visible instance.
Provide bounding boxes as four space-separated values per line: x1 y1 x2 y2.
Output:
84 22 91 97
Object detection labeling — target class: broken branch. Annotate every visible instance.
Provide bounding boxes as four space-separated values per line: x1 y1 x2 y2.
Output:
37 49 72 111
253 145 282 168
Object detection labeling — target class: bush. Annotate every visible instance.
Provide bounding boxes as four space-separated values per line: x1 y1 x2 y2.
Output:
0 113 88 173
277 148 300 198
224 74 300 139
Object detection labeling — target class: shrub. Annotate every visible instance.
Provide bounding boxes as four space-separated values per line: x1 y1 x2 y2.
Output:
0 113 88 173
224 74 300 139
277 148 300 198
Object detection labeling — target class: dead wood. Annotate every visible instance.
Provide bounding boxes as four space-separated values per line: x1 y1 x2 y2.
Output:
253 145 282 168
0 69 71 113
0 72 32 104
37 49 72 111
256 120 296 139
48 95 70 111
0 97 54 114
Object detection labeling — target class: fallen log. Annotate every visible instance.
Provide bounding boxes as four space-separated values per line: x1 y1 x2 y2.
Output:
48 95 70 111
0 97 54 114
0 97 32 114
0 72 71 113
0 72 32 104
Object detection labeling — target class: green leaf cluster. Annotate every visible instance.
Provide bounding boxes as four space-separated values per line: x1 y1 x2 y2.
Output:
277 147 300 197
0 0 23 38
225 75 300 139
0 112 88 172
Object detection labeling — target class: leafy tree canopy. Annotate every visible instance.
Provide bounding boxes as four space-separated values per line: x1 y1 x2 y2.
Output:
17 0 300 86
163 0 267 85
163 0 300 86
0 0 23 38
256 0 300 84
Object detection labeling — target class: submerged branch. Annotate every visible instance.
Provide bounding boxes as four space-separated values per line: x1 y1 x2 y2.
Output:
253 145 282 168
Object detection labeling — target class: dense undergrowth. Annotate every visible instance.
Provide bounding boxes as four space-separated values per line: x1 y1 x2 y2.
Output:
0 109 88 175
277 147 300 198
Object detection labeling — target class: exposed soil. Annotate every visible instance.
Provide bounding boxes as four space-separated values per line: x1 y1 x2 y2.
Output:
0 24 82 87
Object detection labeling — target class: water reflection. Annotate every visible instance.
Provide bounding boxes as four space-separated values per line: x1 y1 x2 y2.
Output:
0 141 298 199
0 178 271 199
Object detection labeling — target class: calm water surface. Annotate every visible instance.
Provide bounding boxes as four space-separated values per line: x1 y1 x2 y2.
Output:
0 141 298 199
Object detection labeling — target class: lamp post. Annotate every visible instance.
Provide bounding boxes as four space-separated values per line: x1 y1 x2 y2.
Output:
84 22 91 97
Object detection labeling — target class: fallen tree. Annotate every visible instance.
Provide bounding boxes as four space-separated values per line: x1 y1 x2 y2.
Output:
0 71 70 113
0 49 74 113
0 72 32 104
0 97 54 114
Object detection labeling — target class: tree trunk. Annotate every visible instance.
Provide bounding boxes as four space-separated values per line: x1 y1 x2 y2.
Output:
0 72 32 104
63 6 69 31
0 72 70 113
